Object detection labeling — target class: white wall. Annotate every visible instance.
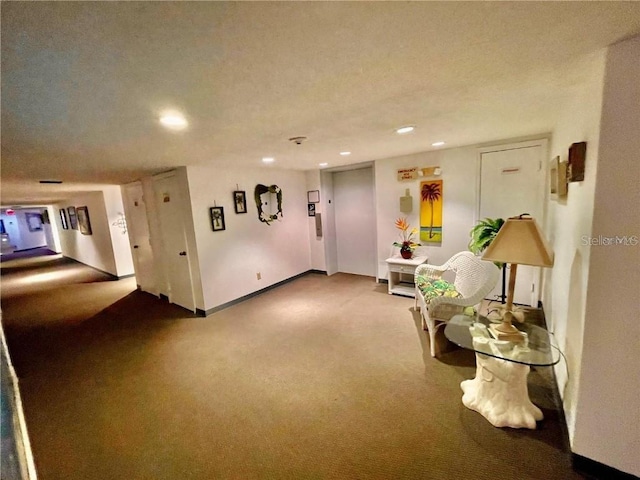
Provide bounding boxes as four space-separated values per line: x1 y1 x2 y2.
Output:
543 50 606 444
186 165 311 311
55 190 134 277
374 146 480 279
571 37 640 476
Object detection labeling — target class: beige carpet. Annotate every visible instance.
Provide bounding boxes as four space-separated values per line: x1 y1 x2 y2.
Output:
1 254 585 480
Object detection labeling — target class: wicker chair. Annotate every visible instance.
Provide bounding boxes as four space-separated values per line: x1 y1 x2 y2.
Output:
414 251 500 357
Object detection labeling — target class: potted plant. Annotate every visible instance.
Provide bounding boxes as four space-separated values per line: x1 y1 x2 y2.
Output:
393 217 420 259
468 217 505 302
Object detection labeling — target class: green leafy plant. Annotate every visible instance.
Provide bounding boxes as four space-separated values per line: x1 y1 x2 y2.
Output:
469 217 506 304
468 217 504 266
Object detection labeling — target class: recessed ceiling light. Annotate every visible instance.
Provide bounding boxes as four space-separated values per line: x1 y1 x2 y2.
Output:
262 157 275 164
432 141 445 147
319 162 329 167
396 125 415 135
339 151 351 156
159 111 188 130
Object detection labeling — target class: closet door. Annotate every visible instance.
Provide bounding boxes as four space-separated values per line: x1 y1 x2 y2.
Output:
479 143 546 306
153 173 196 312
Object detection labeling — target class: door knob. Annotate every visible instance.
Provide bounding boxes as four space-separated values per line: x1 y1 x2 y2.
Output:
179 251 187 256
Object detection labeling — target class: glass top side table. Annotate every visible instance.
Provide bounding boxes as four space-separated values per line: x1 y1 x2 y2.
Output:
444 314 561 429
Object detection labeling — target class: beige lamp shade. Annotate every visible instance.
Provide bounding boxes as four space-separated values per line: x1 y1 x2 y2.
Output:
482 216 554 267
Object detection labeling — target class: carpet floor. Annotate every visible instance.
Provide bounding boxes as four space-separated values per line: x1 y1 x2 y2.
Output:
0 253 585 480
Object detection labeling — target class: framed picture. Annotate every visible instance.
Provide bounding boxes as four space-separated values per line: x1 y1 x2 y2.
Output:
233 191 247 214
210 206 225 231
59 209 69 230
76 206 92 235
67 206 78 229
25 212 43 232
308 203 316 217
307 190 320 203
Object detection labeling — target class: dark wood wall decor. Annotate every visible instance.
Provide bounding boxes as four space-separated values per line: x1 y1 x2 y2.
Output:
568 142 587 182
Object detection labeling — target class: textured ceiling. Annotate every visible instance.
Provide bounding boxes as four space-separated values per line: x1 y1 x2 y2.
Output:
2 2 640 204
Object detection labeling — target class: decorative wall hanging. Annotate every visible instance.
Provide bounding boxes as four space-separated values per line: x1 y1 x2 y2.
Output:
112 212 128 234
568 141 586 182
233 191 247 214
67 206 78 229
420 180 443 244
59 209 69 230
25 212 43 232
254 184 283 225
399 188 413 213
210 207 226 231
76 206 92 235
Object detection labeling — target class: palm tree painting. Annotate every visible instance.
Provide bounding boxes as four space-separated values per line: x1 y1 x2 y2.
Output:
420 180 443 243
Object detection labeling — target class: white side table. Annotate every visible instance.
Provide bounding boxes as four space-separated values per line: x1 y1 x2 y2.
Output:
385 254 428 297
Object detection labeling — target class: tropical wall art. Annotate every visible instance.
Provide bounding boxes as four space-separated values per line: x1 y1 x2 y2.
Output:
420 180 443 244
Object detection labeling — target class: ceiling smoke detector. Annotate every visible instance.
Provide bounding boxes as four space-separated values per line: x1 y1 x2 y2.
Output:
289 136 308 145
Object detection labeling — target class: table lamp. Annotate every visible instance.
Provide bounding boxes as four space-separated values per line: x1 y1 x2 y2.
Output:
481 214 554 341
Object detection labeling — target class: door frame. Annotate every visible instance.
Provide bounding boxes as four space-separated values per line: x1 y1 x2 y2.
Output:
321 163 377 278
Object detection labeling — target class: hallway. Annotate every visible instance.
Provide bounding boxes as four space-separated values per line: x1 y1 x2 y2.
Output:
1 252 584 480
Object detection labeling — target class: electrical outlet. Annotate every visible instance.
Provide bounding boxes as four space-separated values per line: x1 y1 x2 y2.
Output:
256 272 261 280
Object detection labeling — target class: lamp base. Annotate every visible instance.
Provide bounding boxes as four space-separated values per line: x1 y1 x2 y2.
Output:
489 323 526 342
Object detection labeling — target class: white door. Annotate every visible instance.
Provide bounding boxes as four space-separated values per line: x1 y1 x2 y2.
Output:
334 167 376 277
123 182 156 294
479 143 545 306
153 174 196 312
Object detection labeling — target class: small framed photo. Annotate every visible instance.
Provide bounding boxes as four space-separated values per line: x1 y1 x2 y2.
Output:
307 190 320 203
308 203 316 217
59 209 69 230
76 206 92 235
67 207 78 229
210 206 226 231
233 191 247 214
